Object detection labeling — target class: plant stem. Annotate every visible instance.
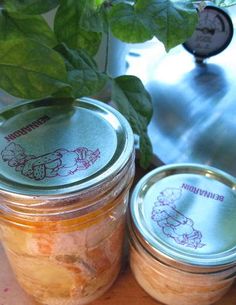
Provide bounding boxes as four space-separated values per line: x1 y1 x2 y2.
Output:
104 30 110 74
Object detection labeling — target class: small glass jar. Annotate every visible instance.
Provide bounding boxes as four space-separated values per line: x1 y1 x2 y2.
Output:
128 164 236 305
0 97 135 305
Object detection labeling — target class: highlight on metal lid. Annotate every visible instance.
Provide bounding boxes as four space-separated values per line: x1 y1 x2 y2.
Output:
130 163 236 268
0 97 134 196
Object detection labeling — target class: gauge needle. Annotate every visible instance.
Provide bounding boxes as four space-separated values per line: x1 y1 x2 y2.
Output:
196 28 215 35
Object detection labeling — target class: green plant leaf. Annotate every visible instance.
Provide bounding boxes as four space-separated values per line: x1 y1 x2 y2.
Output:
139 131 153 168
55 43 108 98
0 10 57 47
54 0 102 56
95 0 106 6
112 75 153 168
213 0 236 6
4 0 59 15
136 0 198 51
108 3 153 42
80 4 109 33
108 0 198 51
0 39 70 99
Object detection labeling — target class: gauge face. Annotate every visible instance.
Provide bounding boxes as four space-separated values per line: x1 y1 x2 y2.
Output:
183 6 234 59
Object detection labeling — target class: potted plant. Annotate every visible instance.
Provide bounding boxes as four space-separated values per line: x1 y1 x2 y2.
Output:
0 0 234 167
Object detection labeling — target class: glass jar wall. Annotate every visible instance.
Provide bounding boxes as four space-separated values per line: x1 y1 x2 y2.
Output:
129 222 236 305
0 97 135 305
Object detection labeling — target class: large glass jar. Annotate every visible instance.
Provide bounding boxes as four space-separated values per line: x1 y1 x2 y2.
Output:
0 97 135 305
128 164 236 305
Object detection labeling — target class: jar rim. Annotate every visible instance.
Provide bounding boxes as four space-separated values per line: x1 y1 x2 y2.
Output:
128 213 236 275
0 153 135 222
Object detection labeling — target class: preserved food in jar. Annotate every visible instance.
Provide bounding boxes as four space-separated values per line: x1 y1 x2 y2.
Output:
129 164 236 305
0 97 135 305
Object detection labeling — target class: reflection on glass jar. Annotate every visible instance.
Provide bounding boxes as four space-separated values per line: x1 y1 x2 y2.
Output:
128 164 236 305
0 97 135 305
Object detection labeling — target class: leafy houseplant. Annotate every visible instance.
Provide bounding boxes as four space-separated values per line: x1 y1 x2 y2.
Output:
0 0 234 167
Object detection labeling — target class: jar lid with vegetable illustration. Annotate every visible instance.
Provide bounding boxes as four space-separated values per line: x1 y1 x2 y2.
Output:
0 97 134 197
129 163 236 269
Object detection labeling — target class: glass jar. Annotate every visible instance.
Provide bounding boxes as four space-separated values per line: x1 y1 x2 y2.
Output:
0 97 135 305
128 164 236 305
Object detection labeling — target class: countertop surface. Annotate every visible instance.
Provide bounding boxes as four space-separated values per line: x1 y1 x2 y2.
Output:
126 8 236 176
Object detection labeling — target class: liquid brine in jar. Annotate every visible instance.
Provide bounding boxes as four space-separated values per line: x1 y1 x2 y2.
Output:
0 97 135 305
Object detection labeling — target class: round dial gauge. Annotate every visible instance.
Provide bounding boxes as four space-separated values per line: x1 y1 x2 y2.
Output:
183 5 234 60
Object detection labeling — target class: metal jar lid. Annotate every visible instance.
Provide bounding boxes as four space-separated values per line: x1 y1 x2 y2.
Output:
130 164 236 269
0 97 134 196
